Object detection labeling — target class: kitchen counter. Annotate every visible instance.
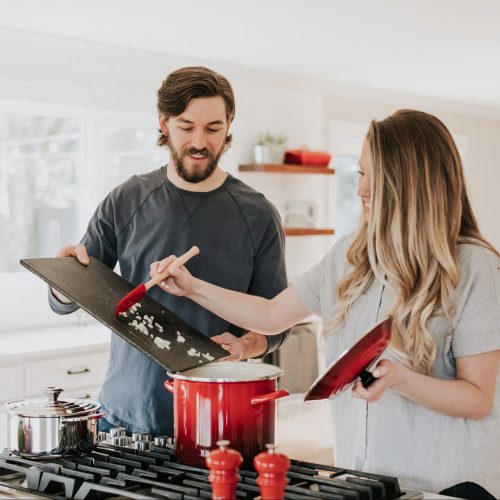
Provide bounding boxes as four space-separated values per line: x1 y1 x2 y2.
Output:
0 323 110 360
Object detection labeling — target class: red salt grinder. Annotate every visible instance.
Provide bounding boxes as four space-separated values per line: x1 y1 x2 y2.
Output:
254 443 291 500
206 439 243 500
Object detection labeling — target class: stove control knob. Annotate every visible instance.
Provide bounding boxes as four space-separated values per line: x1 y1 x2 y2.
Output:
134 440 152 451
112 436 129 446
154 435 169 447
206 439 242 500
254 444 290 500
132 432 149 442
110 427 127 437
97 431 108 442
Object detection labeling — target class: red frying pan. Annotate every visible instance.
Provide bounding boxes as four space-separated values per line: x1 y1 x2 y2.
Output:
304 317 392 402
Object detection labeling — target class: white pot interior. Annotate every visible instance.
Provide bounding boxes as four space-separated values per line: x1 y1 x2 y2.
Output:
169 361 282 382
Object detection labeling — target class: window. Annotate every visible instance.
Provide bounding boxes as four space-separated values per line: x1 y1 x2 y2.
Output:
333 154 361 238
0 106 167 331
0 114 81 271
329 119 366 238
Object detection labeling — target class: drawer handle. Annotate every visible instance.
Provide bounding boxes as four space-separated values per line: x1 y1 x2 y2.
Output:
67 368 90 375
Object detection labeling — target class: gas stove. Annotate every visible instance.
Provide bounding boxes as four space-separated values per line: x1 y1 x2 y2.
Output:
0 432 427 499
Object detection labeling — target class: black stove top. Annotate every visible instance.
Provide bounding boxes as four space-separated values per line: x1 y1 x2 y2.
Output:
0 440 423 499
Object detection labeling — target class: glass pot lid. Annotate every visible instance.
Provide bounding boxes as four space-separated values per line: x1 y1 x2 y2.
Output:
5 387 101 418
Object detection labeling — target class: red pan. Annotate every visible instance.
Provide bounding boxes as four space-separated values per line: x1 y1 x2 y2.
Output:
304 317 392 402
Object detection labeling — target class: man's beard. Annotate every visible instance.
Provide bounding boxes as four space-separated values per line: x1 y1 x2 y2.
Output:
167 137 225 183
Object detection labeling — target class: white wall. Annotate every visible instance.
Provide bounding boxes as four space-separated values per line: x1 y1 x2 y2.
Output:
1 27 499 272
323 96 500 249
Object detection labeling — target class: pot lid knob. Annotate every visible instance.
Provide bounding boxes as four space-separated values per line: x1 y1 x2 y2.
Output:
42 387 64 405
254 443 290 500
206 439 243 500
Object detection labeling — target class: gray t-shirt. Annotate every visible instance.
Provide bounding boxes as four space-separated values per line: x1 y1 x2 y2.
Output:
50 167 289 435
293 235 500 495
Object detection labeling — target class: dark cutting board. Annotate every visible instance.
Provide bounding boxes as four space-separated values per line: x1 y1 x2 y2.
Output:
20 257 228 372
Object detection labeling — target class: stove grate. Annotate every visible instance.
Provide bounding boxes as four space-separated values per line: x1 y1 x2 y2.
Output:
0 445 422 500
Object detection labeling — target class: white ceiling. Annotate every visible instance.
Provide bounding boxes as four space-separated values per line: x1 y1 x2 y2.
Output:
2 0 500 111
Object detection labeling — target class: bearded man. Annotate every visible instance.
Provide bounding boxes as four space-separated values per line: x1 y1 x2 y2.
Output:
49 66 290 436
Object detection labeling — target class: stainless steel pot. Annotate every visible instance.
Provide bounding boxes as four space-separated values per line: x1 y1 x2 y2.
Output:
5 387 104 458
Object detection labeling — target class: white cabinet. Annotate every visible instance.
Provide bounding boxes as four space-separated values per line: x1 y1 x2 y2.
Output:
0 364 24 402
0 340 110 451
24 350 109 396
0 363 24 451
64 386 101 400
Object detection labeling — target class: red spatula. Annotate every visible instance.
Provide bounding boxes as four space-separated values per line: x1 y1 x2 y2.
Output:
114 246 200 317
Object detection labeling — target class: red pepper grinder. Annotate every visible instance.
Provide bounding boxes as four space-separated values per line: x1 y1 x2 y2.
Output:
254 443 291 500
206 439 243 500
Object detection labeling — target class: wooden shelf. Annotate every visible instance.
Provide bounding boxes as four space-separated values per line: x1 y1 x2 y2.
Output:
239 164 334 175
284 228 335 236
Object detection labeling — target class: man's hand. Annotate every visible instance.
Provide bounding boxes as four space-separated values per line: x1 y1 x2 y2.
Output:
51 244 89 304
211 332 269 361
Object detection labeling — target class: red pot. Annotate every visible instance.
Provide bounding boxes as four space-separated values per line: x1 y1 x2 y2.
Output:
164 362 289 468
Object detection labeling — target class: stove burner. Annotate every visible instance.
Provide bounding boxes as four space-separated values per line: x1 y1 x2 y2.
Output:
0 437 424 499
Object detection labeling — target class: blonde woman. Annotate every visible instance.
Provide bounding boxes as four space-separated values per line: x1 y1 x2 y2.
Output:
153 110 500 498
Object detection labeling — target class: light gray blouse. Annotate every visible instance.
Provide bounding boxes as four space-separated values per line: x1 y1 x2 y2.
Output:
293 235 500 495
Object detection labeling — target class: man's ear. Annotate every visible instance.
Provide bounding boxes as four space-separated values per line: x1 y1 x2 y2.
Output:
158 114 169 135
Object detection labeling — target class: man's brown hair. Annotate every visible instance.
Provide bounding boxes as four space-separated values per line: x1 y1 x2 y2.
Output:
157 66 235 147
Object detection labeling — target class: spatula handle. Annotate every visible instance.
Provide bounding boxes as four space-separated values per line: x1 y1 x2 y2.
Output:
145 246 199 291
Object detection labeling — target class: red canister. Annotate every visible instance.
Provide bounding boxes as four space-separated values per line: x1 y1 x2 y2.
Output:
164 362 289 468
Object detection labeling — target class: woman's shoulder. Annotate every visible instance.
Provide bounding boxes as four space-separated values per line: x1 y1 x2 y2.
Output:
332 233 355 255
311 234 355 278
456 242 500 296
458 241 500 271
319 234 353 265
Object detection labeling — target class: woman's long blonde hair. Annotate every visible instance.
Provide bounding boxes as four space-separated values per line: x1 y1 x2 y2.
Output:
330 109 498 374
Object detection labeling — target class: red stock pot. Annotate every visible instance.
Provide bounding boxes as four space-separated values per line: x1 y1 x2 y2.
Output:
164 361 289 468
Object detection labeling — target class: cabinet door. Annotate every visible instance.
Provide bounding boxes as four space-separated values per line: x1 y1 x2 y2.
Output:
0 364 24 402
24 350 109 396
0 365 24 452
0 409 7 450
64 385 101 401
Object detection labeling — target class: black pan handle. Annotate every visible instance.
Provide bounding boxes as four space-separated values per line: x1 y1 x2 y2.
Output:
360 370 377 388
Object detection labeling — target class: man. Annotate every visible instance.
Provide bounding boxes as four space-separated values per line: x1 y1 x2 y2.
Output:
49 66 290 436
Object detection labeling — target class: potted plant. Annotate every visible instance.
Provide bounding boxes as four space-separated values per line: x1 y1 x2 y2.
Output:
254 132 288 165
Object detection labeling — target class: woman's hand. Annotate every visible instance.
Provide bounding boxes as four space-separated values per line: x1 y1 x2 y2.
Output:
352 352 499 419
352 359 405 402
150 256 196 297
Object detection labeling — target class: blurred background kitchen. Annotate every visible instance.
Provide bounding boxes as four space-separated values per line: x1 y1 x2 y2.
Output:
1 0 499 463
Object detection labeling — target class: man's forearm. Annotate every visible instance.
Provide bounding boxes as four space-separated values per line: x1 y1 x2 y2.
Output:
48 287 79 315
51 287 73 304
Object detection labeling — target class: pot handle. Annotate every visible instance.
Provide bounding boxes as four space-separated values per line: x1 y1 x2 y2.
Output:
251 389 290 406
164 380 174 394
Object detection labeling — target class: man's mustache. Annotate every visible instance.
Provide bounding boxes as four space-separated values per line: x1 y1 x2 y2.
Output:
183 148 212 157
